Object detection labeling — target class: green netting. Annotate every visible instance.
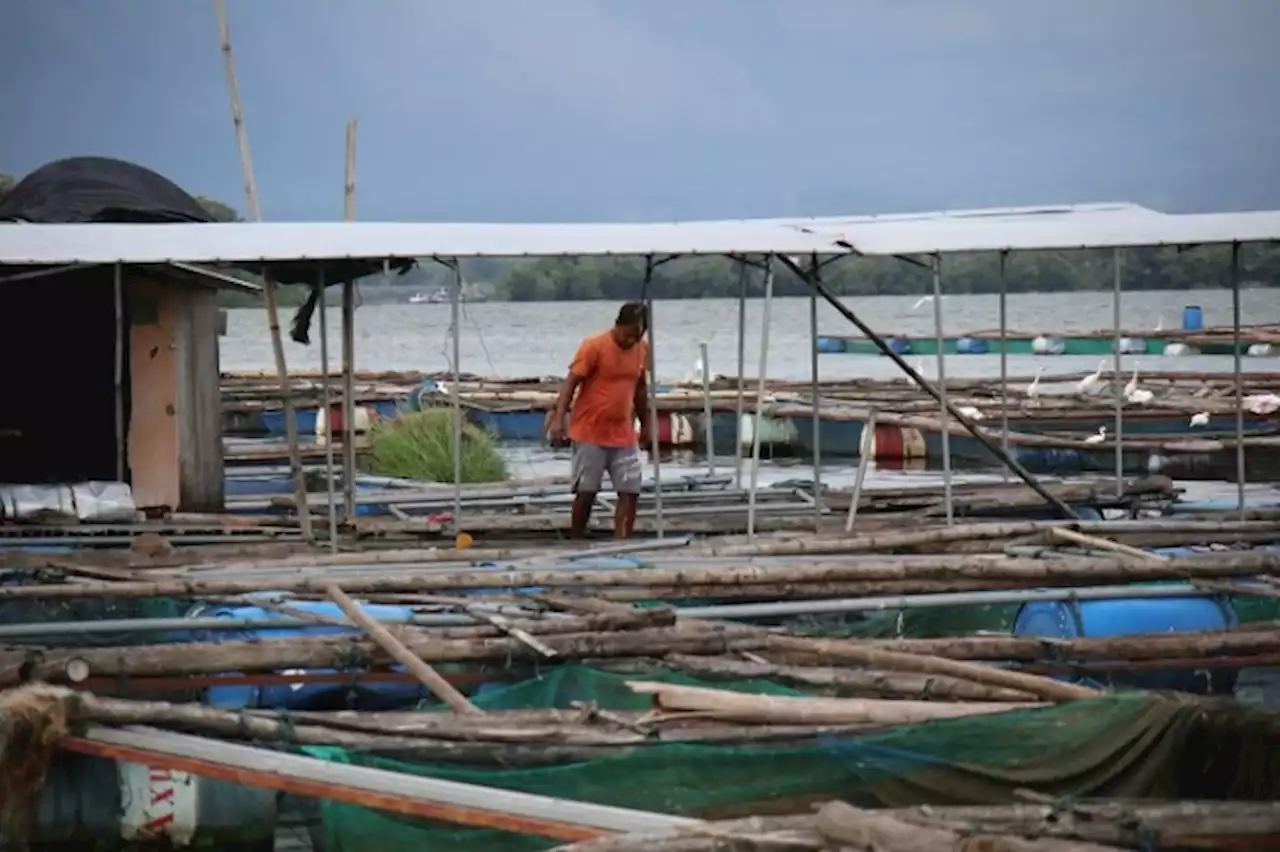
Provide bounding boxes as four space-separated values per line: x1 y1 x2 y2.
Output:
302 665 1275 852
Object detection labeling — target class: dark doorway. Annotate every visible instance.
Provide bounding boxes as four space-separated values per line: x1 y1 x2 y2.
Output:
0 266 129 484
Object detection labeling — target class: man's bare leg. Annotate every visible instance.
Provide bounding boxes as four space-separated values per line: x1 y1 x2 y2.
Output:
570 492 595 539
614 493 638 539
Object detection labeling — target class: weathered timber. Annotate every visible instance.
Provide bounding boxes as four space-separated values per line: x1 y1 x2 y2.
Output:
326 585 480 715
663 655 1035 702
625 681 1041 725
4 624 761 684
765 635 1100 702
856 623 1280 662
815 801 1124 852
4 551 1279 600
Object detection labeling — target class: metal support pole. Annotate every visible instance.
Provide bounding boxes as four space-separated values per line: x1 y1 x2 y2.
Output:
845 407 877 532
112 262 125 483
641 256 664 537
733 260 748 488
1231 242 1245 516
808 254 822 530
930 255 954 525
698 342 715 477
998 251 1009 461
317 267 338 552
342 279 356 520
747 257 775 540
773 254 1077 520
450 261 463 526
1112 248 1124 497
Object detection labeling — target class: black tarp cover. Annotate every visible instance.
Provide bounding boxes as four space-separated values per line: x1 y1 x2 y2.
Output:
0 156 215 224
0 156 414 342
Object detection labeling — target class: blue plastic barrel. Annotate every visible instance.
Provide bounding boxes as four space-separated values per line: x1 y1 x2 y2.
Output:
185 600 436 711
885 337 912 356
815 336 847 354
954 337 990 355
1182 305 1204 331
1013 593 1238 694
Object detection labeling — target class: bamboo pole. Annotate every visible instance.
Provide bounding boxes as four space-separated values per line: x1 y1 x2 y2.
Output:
213 0 312 543
625 681 1042 725
764 635 1100 702
5 550 1280 600
325 585 480 714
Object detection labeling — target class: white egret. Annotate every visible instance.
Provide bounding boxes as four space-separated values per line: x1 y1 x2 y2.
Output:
1026 367 1046 404
1189 412 1211 427
1084 426 1108 444
1127 388 1154 405
1123 364 1141 399
1077 360 1106 395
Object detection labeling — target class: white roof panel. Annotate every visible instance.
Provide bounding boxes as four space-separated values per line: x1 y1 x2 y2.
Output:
804 210 1280 256
0 221 849 266
704 201 1168 227
0 206 1275 267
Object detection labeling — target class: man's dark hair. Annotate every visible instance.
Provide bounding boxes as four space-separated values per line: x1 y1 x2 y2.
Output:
616 302 647 329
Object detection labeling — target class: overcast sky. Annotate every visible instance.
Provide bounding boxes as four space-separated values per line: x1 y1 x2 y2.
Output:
3 0 1278 222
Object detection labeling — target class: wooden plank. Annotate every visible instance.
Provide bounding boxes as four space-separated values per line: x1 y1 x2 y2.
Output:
68 725 695 838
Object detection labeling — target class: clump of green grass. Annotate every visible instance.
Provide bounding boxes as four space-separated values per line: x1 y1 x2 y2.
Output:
365 410 509 484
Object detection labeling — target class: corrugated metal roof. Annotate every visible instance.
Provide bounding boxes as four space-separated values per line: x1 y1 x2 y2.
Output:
0 205 1275 266
702 201 1167 227
805 210 1280 255
0 220 849 265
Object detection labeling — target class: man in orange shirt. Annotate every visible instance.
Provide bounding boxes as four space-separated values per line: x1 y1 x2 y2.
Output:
547 302 653 539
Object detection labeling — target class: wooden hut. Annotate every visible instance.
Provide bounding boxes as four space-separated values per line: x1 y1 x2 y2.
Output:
0 157 250 512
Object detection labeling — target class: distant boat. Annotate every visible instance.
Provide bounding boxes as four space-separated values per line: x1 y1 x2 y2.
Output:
408 287 450 304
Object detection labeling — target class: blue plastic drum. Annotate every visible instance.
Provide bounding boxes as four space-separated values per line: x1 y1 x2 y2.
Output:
185 600 436 711
1182 305 1204 331
955 337 990 355
1013 592 1239 694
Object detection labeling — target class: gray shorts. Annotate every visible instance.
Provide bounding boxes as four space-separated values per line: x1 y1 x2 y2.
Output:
571 443 643 495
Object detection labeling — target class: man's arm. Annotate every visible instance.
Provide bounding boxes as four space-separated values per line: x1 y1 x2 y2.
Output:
633 370 653 443
552 340 596 431
552 371 583 426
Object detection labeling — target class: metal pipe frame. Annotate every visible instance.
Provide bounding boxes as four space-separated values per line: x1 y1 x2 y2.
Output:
774 253 1078 520
930 254 954 524
1231 241 1246 516
342 276 357 520
733 259 749 488
317 265 338 552
112 262 125 482
451 259 464 526
698 341 715 477
1112 248 1124 498
998 251 1010 460
746 256 775 540
640 254 664 538
808 253 823 530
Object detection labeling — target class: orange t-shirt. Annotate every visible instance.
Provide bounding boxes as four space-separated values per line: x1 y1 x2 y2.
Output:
568 331 648 447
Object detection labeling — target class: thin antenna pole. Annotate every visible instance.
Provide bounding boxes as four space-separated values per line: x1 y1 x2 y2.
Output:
213 0 312 543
